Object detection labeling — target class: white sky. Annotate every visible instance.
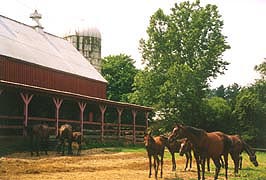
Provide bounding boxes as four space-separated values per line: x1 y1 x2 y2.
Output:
1 0 266 88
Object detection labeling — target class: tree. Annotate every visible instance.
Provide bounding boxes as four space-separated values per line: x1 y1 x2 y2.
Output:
130 1 230 128
102 54 139 102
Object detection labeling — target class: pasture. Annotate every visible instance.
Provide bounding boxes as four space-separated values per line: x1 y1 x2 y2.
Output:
0 147 265 180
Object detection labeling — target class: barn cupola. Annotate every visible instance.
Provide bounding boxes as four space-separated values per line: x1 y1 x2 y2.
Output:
30 10 43 31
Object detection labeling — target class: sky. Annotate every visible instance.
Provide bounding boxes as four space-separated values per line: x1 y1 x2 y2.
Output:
1 0 266 88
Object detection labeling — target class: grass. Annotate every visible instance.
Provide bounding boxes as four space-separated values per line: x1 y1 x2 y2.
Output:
106 146 266 180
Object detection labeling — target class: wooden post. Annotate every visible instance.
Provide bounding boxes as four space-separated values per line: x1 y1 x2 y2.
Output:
99 104 107 142
20 92 33 136
78 102 87 135
116 108 123 139
145 112 149 129
53 97 63 136
0 89 3 95
132 109 137 144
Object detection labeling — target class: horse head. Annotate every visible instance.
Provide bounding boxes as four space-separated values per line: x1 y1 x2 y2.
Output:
249 153 259 167
168 124 184 143
179 138 189 156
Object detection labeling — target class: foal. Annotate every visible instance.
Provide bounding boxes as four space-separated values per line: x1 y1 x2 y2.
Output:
56 124 73 155
144 132 167 179
72 131 83 155
167 138 192 171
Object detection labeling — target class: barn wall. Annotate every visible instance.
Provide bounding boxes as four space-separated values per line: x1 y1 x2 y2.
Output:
0 55 106 99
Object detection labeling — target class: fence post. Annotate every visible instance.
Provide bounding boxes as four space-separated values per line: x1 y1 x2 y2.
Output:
132 109 137 144
53 97 63 136
117 108 123 140
145 112 149 130
78 102 87 135
99 104 107 142
20 92 33 136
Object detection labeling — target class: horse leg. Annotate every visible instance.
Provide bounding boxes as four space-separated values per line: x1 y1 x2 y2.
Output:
200 156 206 180
185 153 189 171
36 137 40 156
68 139 73 155
239 155 243 170
171 152 176 171
223 154 229 180
160 151 164 178
153 155 158 179
213 158 221 180
194 152 201 180
220 156 225 168
207 157 210 172
148 154 152 178
189 151 192 170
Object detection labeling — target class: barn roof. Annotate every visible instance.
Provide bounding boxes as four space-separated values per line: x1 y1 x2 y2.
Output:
0 15 107 83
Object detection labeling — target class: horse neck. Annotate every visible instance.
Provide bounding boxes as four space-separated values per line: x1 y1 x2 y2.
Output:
242 140 255 157
183 126 205 147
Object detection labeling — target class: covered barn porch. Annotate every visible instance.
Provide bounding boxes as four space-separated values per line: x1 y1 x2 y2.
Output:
0 80 153 144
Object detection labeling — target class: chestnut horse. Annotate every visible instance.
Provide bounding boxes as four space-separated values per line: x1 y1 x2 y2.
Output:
228 135 258 174
167 137 193 171
169 124 232 180
26 123 49 156
56 124 73 155
144 132 167 179
72 131 83 155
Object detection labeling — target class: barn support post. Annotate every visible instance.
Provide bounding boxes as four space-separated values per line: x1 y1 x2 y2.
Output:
132 109 137 144
99 104 107 142
78 102 87 135
20 92 33 136
145 112 149 130
53 97 63 136
116 108 123 140
0 88 3 95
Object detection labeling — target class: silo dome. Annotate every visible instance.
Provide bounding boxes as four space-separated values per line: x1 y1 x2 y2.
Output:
65 26 101 39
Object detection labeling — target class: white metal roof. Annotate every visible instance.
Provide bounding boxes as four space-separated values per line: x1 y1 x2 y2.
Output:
0 15 107 83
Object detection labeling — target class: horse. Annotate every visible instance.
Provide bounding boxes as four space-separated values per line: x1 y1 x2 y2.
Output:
56 124 73 155
144 132 167 179
167 137 193 171
228 135 258 174
72 131 82 155
26 123 49 156
169 124 232 180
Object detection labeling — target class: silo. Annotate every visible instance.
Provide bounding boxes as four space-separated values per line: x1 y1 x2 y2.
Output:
64 27 102 73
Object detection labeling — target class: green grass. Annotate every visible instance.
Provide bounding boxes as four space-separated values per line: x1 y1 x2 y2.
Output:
108 146 266 180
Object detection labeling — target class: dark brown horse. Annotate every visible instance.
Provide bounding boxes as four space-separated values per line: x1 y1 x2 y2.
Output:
72 131 83 155
169 124 232 180
167 138 193 171
56 124 73 155
144 132 167 179
26 123 49 156
228 135 258 174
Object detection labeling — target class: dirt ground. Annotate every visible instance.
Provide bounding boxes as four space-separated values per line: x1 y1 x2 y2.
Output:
0 148 226 180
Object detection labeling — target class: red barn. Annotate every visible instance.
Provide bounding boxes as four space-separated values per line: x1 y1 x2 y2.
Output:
0 13 152 144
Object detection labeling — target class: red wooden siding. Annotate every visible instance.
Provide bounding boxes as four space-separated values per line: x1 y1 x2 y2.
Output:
0 55 107 99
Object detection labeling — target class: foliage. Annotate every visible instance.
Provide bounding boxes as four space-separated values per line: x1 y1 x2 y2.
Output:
201 96 232 133
130 0 230 129
102 54 139 102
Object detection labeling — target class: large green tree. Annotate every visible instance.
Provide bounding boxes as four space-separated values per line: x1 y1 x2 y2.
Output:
130 1 230 127
102 54 139 102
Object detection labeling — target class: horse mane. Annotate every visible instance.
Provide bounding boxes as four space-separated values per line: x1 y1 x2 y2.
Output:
185 126 206 137
241 139 255 156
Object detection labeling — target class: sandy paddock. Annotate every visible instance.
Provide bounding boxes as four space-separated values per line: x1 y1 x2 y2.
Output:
0 148 225 180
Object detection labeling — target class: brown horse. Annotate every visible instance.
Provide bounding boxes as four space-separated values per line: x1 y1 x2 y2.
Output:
167 137 193 171
228 135 258 174
144 132 167 179
169 124 232 180
26 123 49 156
56 124 73 155
72 131 83 155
